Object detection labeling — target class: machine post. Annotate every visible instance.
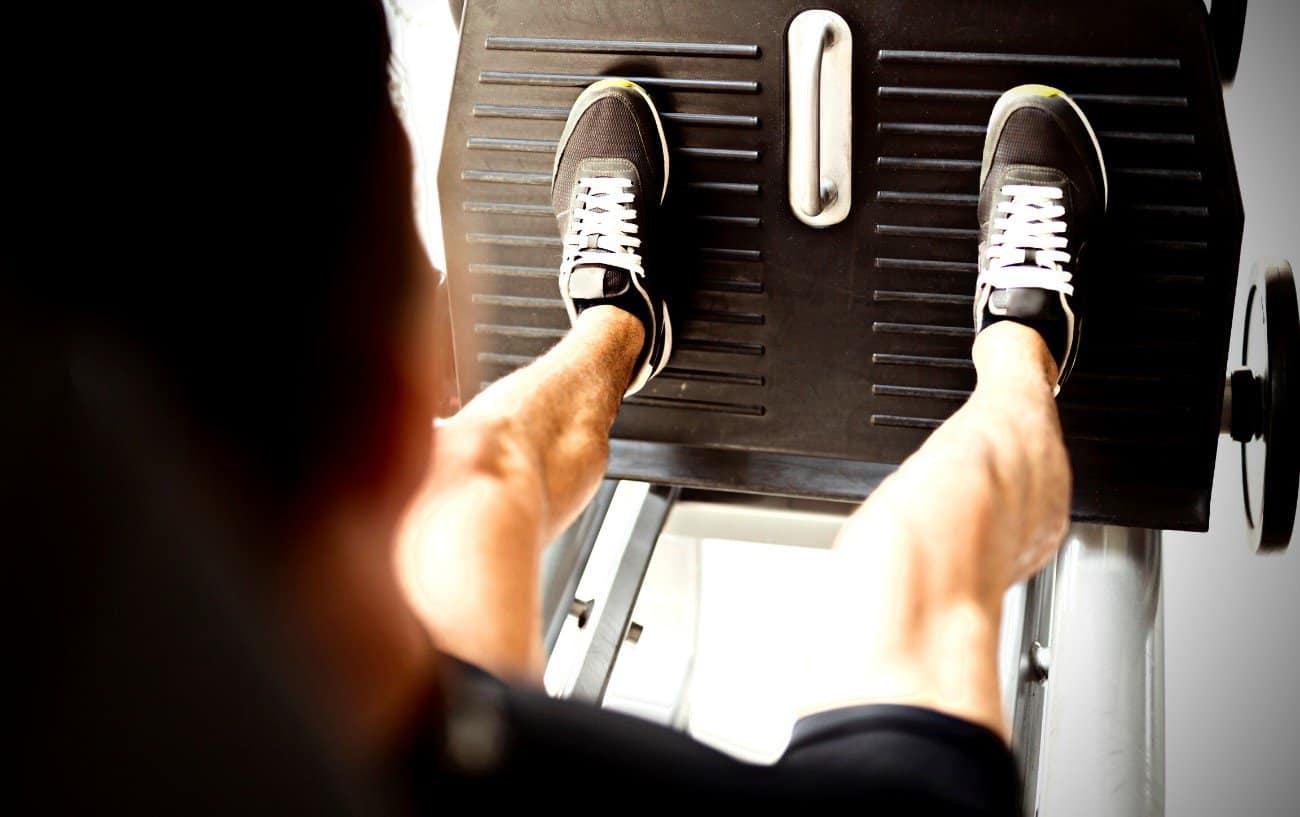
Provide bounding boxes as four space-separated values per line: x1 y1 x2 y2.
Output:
1033 524 1165 817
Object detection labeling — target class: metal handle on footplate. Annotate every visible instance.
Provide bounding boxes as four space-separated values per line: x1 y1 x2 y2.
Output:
788 9 852 227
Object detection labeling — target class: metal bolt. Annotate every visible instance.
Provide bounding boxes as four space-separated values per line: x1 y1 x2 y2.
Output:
1028 641 1051 682
569 598 594 628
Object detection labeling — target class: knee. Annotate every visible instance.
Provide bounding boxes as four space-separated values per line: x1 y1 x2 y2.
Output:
966 427 1018 504
840 438 1004 549
945 418 1070 540
916 428 1009 509
441 412 540 491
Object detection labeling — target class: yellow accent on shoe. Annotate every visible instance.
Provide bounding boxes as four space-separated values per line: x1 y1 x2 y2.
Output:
1008 83 1064 98
589 77 643 92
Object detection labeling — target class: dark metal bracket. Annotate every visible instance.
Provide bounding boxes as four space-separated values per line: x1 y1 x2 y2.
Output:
570 484 681 704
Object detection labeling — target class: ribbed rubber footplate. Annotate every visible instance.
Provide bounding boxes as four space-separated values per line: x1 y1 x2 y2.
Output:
439 0 1242 530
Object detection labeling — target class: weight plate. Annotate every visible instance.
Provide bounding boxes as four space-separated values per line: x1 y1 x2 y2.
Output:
1239 259 1298 551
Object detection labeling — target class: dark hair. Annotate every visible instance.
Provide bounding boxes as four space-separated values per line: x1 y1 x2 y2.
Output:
8 0 427 510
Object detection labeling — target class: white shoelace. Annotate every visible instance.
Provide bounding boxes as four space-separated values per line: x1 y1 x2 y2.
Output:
561 176 643 278
978 184 1073 295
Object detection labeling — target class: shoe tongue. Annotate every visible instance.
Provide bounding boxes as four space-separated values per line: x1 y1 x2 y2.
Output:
568 265 630 299
1026 248 1052 268
1004 165 1068 187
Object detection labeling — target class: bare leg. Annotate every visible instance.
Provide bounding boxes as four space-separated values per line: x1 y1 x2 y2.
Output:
397 305 642 682
804 320 1069 739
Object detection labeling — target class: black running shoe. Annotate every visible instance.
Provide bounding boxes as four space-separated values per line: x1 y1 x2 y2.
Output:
552 79 671 397
975 84 1108 393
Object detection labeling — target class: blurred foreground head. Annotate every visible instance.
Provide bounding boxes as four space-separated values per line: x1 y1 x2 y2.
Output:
7 2 441 813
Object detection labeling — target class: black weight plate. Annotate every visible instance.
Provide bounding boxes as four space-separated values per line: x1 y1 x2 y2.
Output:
1241 260 1299 551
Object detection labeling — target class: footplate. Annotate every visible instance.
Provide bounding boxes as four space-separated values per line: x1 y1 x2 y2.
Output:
438 0 1242 530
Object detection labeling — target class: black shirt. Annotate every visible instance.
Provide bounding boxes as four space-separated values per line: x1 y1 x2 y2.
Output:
405 661 1020 813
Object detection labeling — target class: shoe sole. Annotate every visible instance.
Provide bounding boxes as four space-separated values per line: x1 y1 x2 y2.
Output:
553 78 673 395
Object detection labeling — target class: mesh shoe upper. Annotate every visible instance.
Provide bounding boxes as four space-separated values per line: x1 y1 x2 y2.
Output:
978 103 1105 235
553 94 665 225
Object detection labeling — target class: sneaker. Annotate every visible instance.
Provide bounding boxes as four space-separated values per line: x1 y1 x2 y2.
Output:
975 84 1108 393
552 79 671 397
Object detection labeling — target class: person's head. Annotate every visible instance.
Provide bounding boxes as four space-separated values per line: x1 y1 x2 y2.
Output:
14 0 442 548
9 0 446 767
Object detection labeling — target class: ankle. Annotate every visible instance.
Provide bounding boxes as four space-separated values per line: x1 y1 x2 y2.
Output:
575 302 644 346
972 321 1059 387
574 304 646 386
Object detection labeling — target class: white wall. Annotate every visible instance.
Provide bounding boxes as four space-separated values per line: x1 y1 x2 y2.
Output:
1163 3 1300 815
